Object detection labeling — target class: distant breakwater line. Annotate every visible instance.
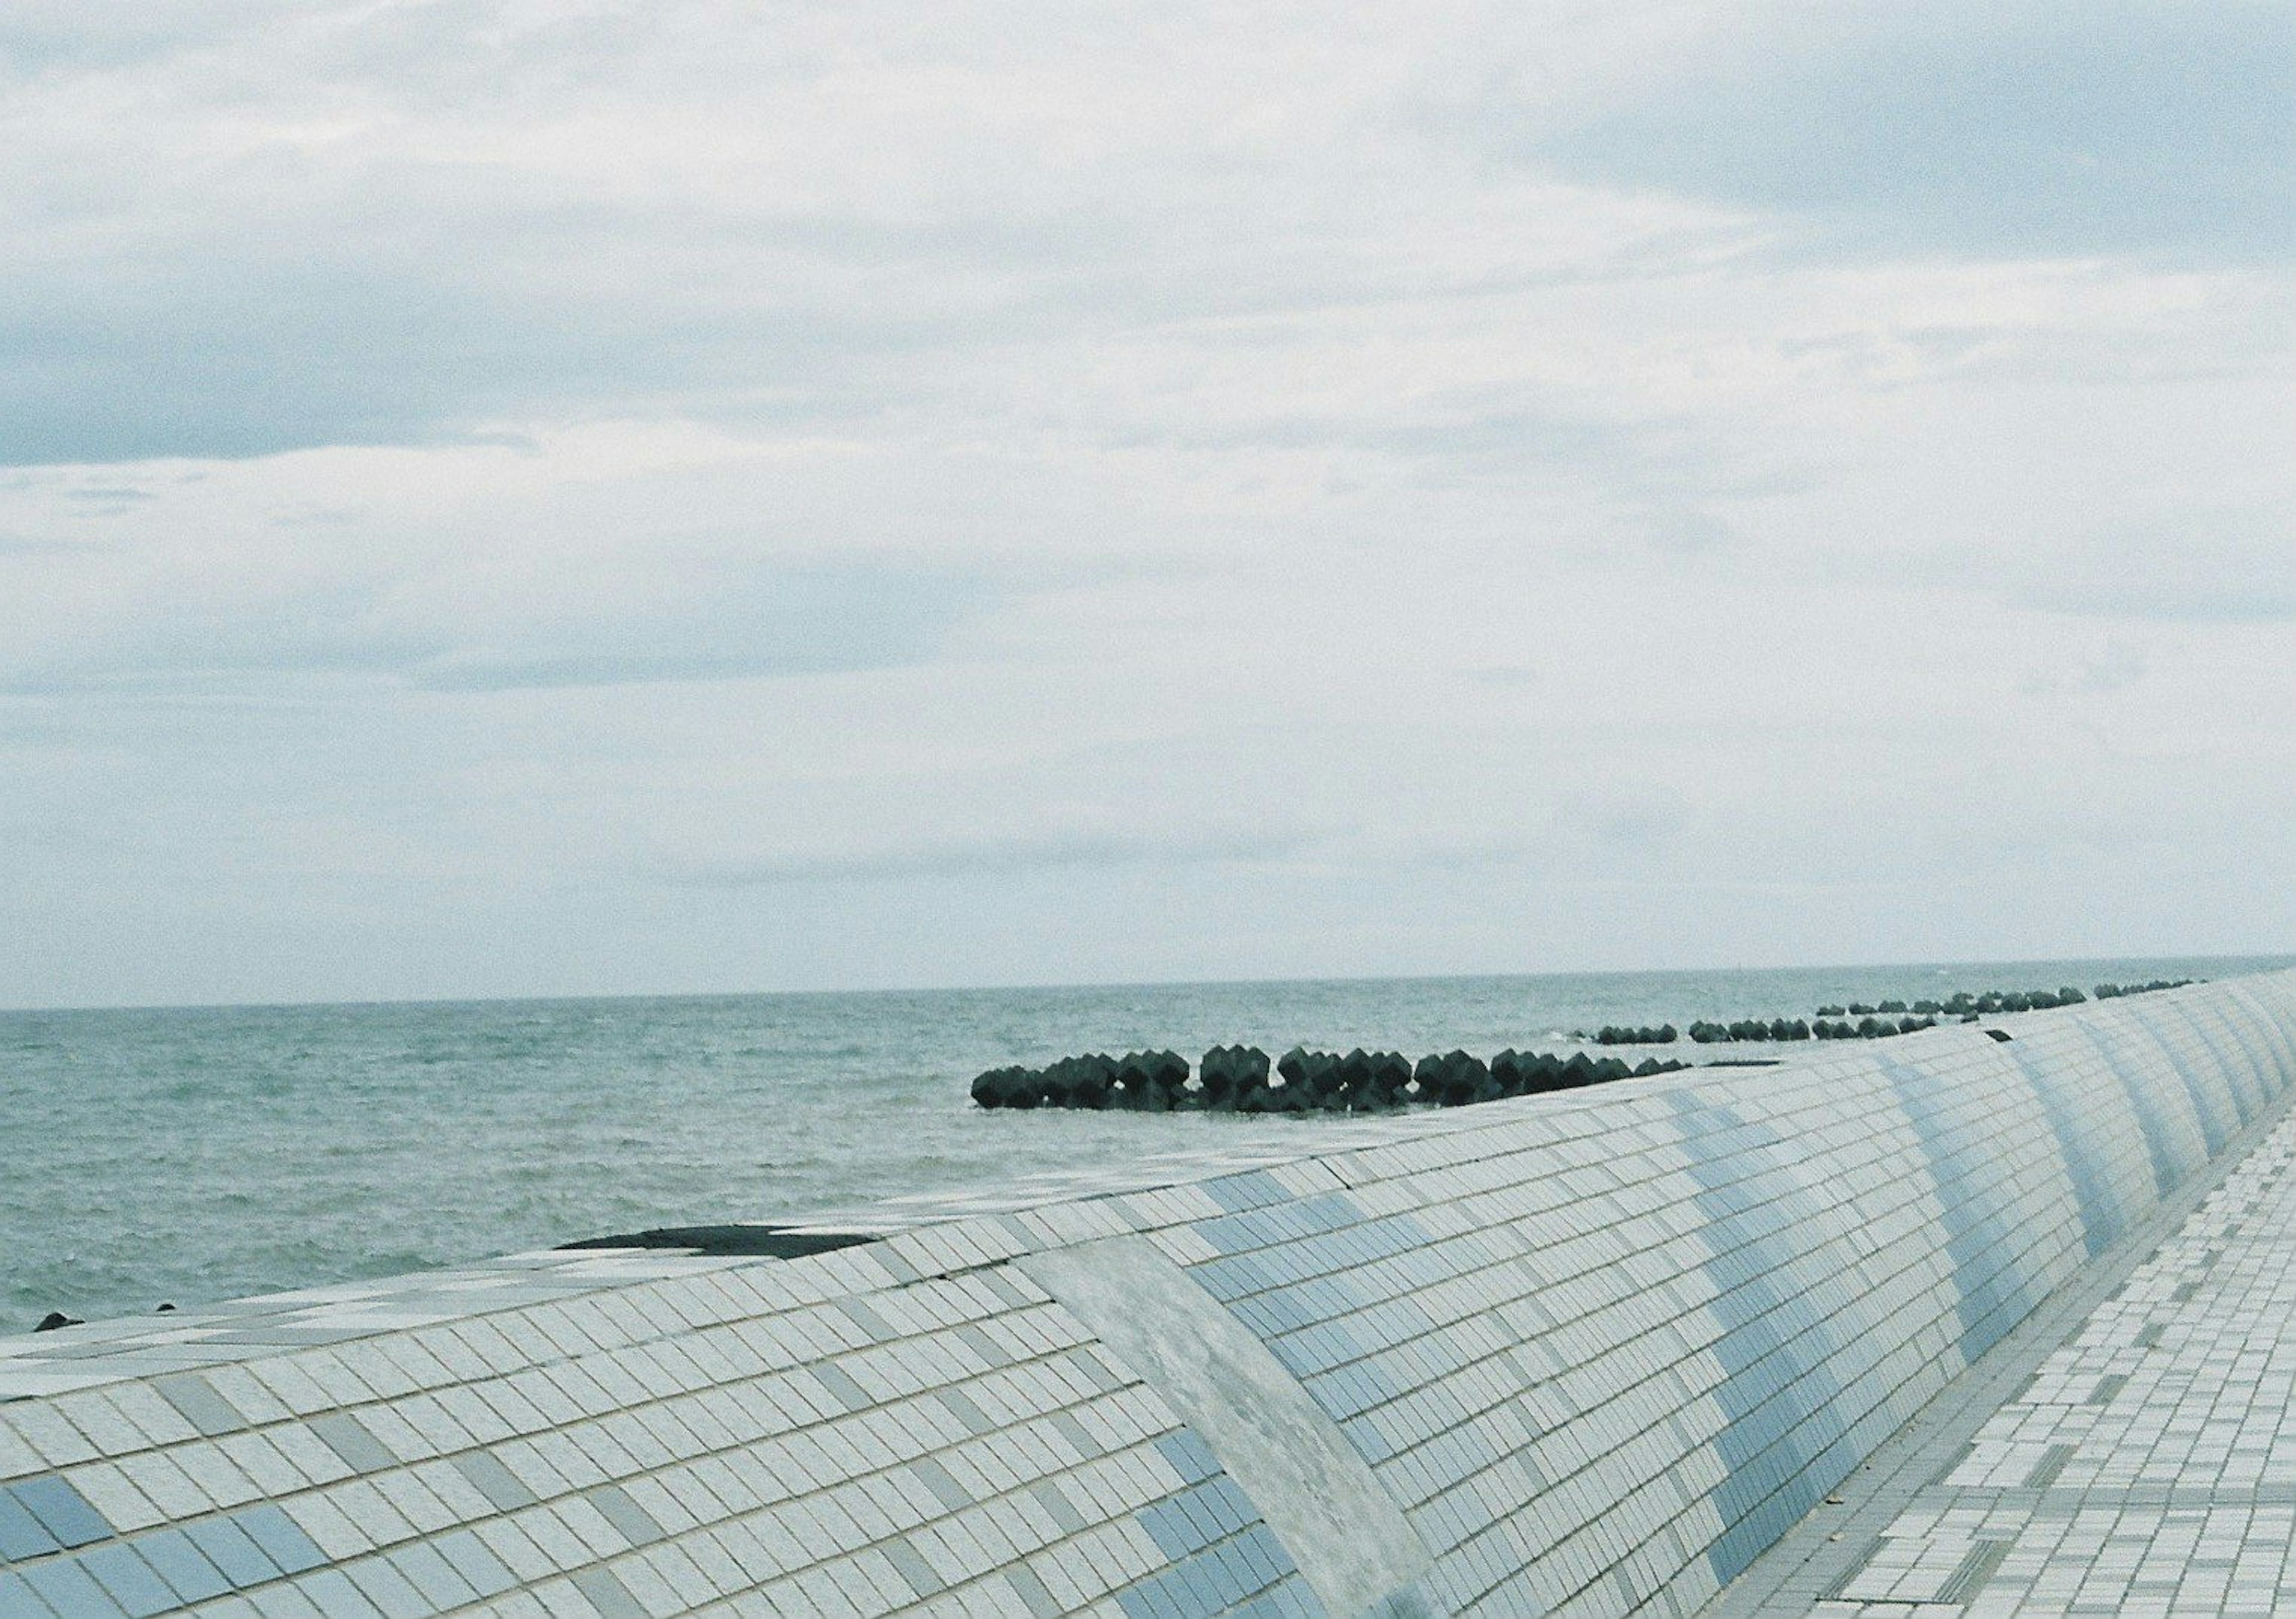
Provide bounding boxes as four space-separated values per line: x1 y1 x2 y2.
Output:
970 1045 1690 1114
1587 976 2202 1046
975 979 2209 1116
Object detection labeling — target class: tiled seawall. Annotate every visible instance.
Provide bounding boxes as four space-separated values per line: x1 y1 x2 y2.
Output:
3 974 2294 1619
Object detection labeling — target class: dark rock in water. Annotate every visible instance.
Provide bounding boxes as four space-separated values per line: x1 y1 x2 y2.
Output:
1368 1051 1412 1108
1519 1051 1567 1094
156 1303 175 1313
1278 1047 1346 1111
1200 1045 1270 1110
1042 1053 1115 1110
1113 1050 1189 1111
1414 1050 1489 1107
971 1065 1042 1110
34 1311 81 1333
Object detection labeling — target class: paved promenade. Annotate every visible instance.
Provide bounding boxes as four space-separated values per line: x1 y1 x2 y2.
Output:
1715 1093 2296 1617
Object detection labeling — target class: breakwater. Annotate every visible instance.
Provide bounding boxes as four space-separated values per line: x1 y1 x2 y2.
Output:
1 971 2290 1617
972 1046 1688 1113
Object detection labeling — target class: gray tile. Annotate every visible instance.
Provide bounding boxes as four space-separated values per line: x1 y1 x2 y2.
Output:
569 1563 648 1619
911 1458 972 1514
307 1415 396 1476
585 1485 664 1550
149 1376 249 1438
883 1538 945 1598
448 1451 538 1512
1005 1561 1065 1619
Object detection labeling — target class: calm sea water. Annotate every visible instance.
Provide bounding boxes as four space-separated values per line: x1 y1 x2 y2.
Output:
4 954 2283 1331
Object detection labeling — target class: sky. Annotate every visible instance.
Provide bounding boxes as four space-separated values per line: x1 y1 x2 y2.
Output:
1 0 2291 1008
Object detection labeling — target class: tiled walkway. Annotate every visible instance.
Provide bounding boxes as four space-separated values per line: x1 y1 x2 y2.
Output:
1715 1096 2296 1617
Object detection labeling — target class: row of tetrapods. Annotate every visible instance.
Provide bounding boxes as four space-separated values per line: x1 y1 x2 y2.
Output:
969 1044 1692 1113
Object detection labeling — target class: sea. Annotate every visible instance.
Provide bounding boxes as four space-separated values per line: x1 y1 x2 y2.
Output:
4 954 2285 1332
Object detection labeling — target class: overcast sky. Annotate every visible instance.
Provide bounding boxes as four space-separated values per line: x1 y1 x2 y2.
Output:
2 0 2291 1008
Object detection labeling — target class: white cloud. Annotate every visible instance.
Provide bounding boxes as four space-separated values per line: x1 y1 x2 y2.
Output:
0 1 2289 1005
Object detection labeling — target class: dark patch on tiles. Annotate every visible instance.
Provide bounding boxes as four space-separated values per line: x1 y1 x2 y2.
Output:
1938 1538 2015 1602
2089 1374 2129 1406
2025 1443 2078 1489
557 1225 877 1258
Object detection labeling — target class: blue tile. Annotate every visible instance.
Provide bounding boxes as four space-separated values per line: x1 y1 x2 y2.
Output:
19 1557 123 1619
232 1506 326 1578
430 1530 515 1599
291 1569 385 1618
75 1547 178 1619
134 1531 231 1604
181 1517 276 1589
0 1489 60 1561
8 1481 111 1551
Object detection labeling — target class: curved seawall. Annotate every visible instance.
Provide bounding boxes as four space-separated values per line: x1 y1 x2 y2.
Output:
2 972 2293 1618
